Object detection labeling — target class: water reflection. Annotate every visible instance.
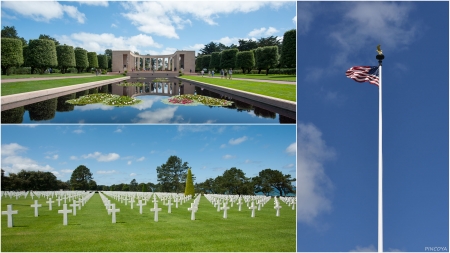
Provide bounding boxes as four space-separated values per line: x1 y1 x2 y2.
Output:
1 78 295 124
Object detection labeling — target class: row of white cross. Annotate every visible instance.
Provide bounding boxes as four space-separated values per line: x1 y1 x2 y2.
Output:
2 192 94 227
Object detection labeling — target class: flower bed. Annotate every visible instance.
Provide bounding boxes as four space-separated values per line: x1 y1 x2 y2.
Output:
66 93 141 106
162 95 233 107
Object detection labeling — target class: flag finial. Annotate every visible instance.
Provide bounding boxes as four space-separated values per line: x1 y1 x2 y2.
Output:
376 45 384 66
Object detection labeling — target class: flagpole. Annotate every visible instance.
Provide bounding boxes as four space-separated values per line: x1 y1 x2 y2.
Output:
376 52 384 253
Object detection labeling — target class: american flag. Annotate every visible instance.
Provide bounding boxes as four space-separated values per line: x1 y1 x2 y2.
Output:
345 66 379 86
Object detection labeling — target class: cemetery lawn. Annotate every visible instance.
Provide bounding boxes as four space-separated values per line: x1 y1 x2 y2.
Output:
1 75 123 96
1 194 296 252
1 73 94 79
230 74 296 82
179 76 296 102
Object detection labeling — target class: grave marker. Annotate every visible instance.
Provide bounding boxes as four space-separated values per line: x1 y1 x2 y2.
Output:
221 202 230 219
249 201 257 218
108 204 120 223
46 198 55 211
30 200 42 217
150 202 162 222
274 203 282 217
70 200 79 216
188 203 198 220
58 204 72 226
167 198 173 213
2 205 18 228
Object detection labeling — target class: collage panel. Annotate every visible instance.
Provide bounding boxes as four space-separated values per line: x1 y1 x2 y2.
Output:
297 1 448 252
1 1 298 252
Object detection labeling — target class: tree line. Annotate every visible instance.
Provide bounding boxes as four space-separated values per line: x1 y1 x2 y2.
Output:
1 26 112 75
195 29 296 75
1 155 295 196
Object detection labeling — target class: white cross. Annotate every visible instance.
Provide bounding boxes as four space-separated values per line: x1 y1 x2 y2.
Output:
108 204 120 223
216 200 221 212
188 203 198 220
249 201 257 218
124 196 128 206
167 198 173 213
221 202 230 219
30 200 42 217
274 204 282 217
2 205 18 228
62 195 67 204
136 199 146 214
129 197 135 209
58 204 72 226
56 196 62 206
150 202 162 222
46 198 55 211
70 200 79 216
174 197 179 208
237 197 243 211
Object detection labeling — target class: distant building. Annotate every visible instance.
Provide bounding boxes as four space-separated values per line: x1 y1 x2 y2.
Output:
112 50 195 73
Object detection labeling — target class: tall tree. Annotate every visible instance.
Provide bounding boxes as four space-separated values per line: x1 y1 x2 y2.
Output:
39 34 60 46
221 167 253 195
255 46 279 75
200 42 219 55
1 38 24 75
184 168 195 197
56 45 76 74
87 52 99 69
27 39 58 74
201 55 211 70
195 56 203 72
257 36 281 47
220 48 238 70
235 51 255 74
156 155 189 193
97 54 108 70
1 26 27 46
238 39 258 52
209 52 221 71
105 49 112 69
254 169 295 196
130 178 138 191
280 29 296 68
74 47 89 73
70 165 93 190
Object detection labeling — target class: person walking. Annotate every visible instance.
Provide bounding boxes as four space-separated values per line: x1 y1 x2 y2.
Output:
212 70 215 77
201 69 204 77
220 69 224 79
228 68 233 80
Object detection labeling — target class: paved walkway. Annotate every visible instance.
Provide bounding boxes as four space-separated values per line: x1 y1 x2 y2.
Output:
183 73 296 85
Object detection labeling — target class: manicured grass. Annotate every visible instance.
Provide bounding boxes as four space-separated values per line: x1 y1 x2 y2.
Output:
1 194 295 252
1 73 95 79
1 75 123 96
179 76 296 102
230 74 296 82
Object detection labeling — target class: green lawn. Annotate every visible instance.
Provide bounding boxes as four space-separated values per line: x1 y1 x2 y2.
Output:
1 194 295 252
1 75 124 96
230 74 296 82
179 76 296 102
1 73 95 79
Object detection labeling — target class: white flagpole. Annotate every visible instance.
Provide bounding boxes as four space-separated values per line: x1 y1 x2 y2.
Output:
376 52 384 253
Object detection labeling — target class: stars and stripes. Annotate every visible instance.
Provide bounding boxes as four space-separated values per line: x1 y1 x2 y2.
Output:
345 66 380 86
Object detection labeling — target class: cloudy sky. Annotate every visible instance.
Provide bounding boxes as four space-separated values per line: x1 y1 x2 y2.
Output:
296 2 448 252
1 1 296 56
1 125 296 187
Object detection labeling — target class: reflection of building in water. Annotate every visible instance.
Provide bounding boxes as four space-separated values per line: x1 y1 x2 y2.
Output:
112 50 195 73
112 79 195 97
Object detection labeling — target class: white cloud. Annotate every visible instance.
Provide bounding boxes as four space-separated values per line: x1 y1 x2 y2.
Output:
222 154 235 160
292 15 296 25
128 161 132 165
1 143 27 156
248 27 279 37
229 136 248 145
45 154 59 160
111 23 117 28
120 2 289 39
297 123 335 224
97 170 117 174
297 2 315 35
1 155 56 175
350 245 377 252
214 36 240 46
286 143 296 156
81 152 120 162
283 163 295 169
60 169 73 174
137 157 145 162
77 1 108 7
220 144 227 148
70 156 78 160
130 173 137 177
134 107 181 123
2 1 86 23
57 33 162 55
73 129 84 134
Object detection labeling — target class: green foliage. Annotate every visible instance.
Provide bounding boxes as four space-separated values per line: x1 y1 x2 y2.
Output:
209 52 221 71
1 169 67 191
184 168 195 197
74 47 89 73
87 52 99 68
238 39 258 52
1 38 24 75
257 35 281 48
220 167 254 195
235 51 255 74
253 169 295 196
27 39 58 74
201 55 211 70
39 34 60 46
130 179 138 191
1 25 27 46
70 165 93 190
156 155 189 193
195 56 202 72
255 46 279 75
280 29 296 68
200 41 219 55
97 54 108 69
1 106 25 123
56 45 76 74
220 48 238 69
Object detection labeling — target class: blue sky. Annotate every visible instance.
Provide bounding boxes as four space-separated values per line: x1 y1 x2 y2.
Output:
1 1 296 56
297 2 448 252
1 125 296 187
